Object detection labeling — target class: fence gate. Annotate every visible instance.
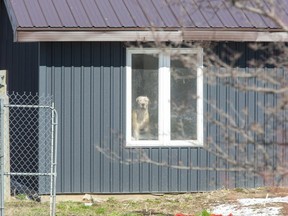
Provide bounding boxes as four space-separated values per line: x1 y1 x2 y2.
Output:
0 93 58 216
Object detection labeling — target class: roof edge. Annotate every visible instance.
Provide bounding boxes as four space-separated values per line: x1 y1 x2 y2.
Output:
3 0 18 38
183 30 288 42
16 30 183 42
16 30 288 42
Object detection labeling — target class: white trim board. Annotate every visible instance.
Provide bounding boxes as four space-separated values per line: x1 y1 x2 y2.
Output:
16 30 288 42
126 48 204 147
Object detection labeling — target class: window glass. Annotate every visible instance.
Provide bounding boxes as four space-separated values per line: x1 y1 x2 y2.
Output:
170 56 197 140
131 54 159 140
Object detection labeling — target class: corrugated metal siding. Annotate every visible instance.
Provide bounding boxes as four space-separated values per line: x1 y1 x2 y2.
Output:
0 0 283 194
39 41 281 193
39 42 214 193
5 0 287 29
0 1 38 93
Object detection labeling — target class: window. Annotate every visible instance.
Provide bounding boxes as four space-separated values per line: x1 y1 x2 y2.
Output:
126 48 203 147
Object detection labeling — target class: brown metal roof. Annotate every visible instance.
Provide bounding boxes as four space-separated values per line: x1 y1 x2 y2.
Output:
6 0 288 29
3 0 288 42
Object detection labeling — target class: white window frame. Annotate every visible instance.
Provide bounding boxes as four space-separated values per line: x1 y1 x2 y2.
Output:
126 48 203 147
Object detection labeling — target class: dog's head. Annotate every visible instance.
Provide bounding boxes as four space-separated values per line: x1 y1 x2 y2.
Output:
136 96 149 110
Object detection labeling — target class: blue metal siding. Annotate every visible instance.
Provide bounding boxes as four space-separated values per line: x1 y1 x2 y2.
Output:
40 42 125 193
0 1 38 93
39 41 277 194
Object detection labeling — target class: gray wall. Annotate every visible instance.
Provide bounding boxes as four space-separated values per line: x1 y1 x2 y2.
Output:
39 42 277 194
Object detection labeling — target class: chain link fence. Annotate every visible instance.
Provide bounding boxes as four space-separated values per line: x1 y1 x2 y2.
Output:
0 92 58 216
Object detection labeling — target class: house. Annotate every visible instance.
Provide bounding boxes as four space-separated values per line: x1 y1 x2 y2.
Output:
0 0 288 194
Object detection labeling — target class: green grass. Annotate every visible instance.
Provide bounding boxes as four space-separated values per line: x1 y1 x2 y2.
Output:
4 187 281 216
15 194 27 200
195 209 212 216
5 198 187 216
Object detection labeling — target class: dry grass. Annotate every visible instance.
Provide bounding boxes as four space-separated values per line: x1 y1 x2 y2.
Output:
4 187 288 216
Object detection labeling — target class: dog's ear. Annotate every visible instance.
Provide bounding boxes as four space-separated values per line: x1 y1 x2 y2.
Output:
136 96 140 103
146 97 150 104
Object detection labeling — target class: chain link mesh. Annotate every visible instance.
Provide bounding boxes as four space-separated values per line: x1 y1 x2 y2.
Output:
1 92 57 215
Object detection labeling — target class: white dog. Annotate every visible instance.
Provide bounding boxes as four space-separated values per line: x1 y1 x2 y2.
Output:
132 96 150 140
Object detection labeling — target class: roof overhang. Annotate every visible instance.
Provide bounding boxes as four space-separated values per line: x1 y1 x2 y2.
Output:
15 29 288 42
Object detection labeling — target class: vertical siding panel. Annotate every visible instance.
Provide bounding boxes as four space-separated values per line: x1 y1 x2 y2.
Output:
208 67 222 191
160 148 169 192
132 150 140 192
25 45 32 90
280 68 287 186
205 73 212 190
101 42 112 192
39 43 49 96
169 148 179 191
52 43 65 191
265 68 275 186
243 69 250 187
91 43 102 192
140 149 151 192
236 68 247 188
248 48 258 187
190 148 198 191
216 67 222 189
82 43 92 192
158 148 163 192
39 43 51 193
44 43 52 95
0 1 7 70
247 67 256 187
121 44 131 192
120 44 126 192
235 44 248 188
273 69 278 186
111 43 122 192
62 43 73 192
121 150 130 192
179 148 188 191
14 42 21 91
223 67 228 188
206 73 216 190
256 68 265 187
71 42 82 192
227 67 236 188
151 148 160 192
198 149 207 191
208 67 219 189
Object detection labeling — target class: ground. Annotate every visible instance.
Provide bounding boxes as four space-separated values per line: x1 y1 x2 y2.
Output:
5 187 288 215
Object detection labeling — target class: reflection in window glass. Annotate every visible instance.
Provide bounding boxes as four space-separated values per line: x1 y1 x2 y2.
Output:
131 54 158 140
171 57 197 140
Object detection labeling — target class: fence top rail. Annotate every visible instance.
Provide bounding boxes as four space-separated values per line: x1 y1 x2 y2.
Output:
4 104 54 109
2 92 54 107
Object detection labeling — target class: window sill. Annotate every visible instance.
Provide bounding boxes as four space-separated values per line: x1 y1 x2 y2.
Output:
125 140 203 148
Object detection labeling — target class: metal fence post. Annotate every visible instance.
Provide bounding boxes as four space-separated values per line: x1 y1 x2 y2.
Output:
0 98 5 216
50 103 58 216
